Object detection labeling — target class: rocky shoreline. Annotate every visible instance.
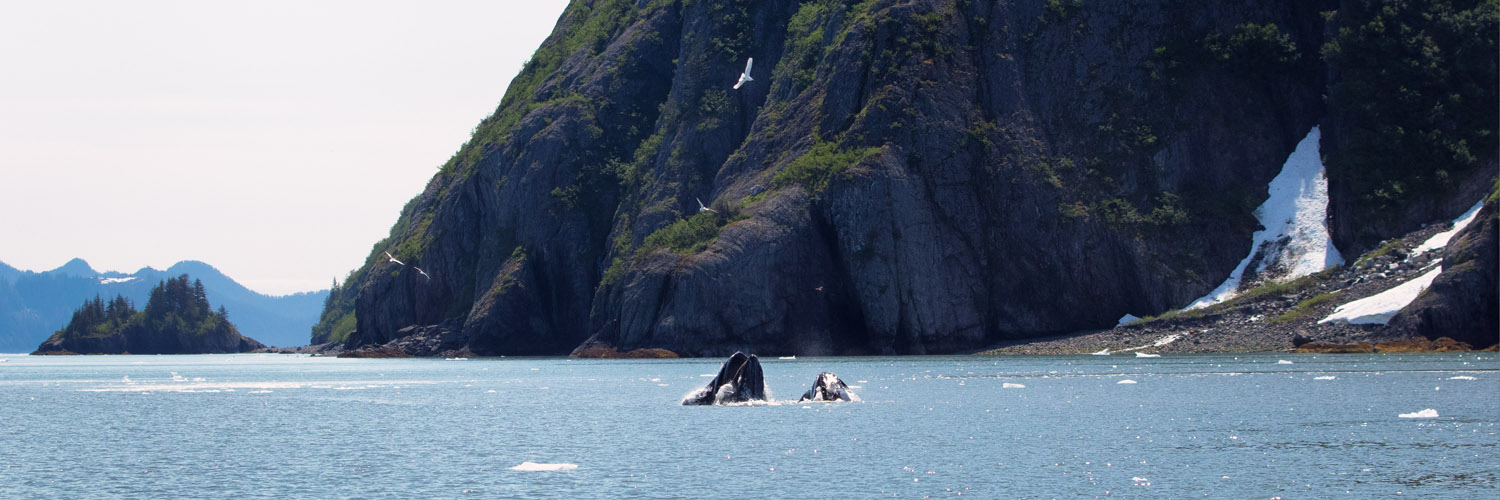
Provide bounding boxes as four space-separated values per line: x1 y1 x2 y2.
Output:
259 200 1496 359
981 206 1498 356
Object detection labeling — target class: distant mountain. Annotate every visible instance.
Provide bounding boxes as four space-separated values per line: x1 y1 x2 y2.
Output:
0 259 326 351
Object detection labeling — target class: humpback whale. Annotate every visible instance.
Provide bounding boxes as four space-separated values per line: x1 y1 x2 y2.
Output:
799 372 857 402
682 351 767 405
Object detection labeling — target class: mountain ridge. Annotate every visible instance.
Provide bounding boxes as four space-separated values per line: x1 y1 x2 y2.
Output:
0 258 325 351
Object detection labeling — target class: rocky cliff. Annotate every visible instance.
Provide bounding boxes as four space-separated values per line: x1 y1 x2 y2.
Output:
315 0 1497 356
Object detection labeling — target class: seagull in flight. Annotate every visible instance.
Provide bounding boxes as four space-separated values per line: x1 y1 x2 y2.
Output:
697 197 716 213
384 251 405 266
733 57 753 89
414 267 432 280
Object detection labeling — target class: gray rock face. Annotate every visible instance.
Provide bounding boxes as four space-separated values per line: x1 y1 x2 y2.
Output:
317 0 1495 356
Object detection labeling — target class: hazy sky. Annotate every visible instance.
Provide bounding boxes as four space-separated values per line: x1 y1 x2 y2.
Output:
0 0 570 295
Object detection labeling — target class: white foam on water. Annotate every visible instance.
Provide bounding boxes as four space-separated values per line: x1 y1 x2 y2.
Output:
1314 376 1337 380
78 380 435 393
1448 376 1477 381
1398 409 1438 419
510 462 577 472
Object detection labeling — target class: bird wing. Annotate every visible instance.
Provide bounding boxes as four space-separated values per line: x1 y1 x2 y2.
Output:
744 57 753 74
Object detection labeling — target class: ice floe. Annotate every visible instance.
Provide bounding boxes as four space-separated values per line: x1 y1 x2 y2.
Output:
1002 383 1025 389
1448 375 1477 381
1134 352 1160 358
1117 379 1137 384
1314 376 1337 380
510 462 578 471
1398 409 1439 419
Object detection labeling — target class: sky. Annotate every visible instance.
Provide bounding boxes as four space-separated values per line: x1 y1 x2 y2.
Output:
0 0 571 295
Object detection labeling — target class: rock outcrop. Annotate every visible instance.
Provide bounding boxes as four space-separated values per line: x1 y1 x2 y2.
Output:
34 275 264 355
1383 199 1499 348
315 0 1496 357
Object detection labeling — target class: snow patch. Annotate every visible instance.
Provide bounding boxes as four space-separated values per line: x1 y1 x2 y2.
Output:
1188 127 1343 309
1318 266 1443 325
1116 314 1142 327
1413 201 1485 256
99 277 137 285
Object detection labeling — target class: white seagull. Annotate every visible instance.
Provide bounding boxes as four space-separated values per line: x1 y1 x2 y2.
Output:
696 197 716 213
384 251 405 266
414 267 432 280
733 57 753 89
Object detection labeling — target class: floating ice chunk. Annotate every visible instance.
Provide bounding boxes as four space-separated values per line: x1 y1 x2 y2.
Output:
1002 383 1025 389
510 461 578 471
248 390 272 394
1398 409 1438 419
1448 376 1477 381
1135 352 1160 358
1319 266 1443 325
1277 360 1294 365
1091 348 1111 356
1117 380 1137 384
1314 376 1337 380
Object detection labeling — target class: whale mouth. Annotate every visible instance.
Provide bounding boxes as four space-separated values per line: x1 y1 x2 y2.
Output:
682 352 768 405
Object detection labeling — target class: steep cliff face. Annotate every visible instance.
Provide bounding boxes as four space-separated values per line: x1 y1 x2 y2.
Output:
316 0 1496 356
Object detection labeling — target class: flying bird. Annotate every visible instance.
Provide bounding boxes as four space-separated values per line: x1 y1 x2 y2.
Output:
414 267 432 280
697 197 716 213
384 251 405 266
733 57 753 89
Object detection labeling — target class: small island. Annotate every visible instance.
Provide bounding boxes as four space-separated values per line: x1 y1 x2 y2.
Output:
33 274 264 355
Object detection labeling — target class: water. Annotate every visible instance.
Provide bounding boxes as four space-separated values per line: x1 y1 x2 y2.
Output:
1 353 1495 499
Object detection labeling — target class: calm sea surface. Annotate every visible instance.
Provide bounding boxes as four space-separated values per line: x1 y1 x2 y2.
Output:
0 352 1494 499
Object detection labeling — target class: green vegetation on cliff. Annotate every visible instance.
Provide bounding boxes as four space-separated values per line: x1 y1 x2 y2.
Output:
1324 0 1499 243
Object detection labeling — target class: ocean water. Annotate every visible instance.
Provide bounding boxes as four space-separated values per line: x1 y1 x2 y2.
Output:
0 352 1494 499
